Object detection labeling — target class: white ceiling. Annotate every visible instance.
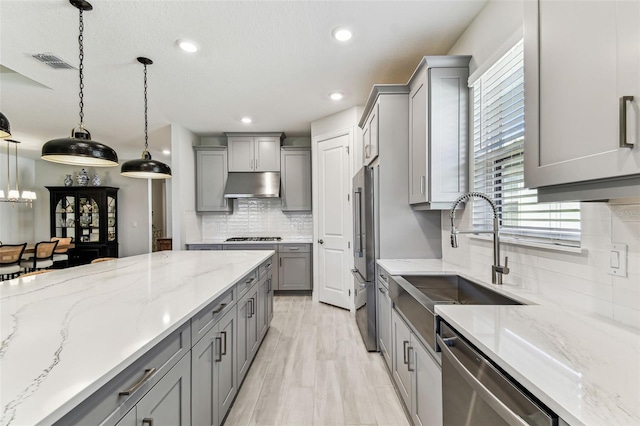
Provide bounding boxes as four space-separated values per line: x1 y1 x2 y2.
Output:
0 0 486 160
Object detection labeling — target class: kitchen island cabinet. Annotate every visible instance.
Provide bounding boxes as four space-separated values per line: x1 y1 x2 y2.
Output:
524 0 640 201
0 250 274 426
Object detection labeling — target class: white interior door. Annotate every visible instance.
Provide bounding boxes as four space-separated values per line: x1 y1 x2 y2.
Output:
313 130 351 310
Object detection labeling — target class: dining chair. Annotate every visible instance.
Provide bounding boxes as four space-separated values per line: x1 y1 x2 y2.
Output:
0 243 27 281
91 257 117 264
20 240 58 273
51 236 72 268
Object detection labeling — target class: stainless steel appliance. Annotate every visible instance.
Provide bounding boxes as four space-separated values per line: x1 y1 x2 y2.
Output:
223 172 280 198
352 166 376 350
352 165 442 351
437 322 558 426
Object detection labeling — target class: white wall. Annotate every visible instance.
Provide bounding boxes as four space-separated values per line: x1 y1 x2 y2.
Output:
445 0 640 329
0 150 36 244
170 123 198 250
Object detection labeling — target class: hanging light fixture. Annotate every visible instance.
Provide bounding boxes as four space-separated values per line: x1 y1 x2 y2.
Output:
0 112 11 138
121 57 172 179
41 0 118 167
1 139 37 207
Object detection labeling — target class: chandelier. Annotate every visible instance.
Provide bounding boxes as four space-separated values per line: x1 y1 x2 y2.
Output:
1 139 36 207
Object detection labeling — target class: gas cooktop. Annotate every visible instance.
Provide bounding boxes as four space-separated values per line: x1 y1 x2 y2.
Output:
225 237 282 242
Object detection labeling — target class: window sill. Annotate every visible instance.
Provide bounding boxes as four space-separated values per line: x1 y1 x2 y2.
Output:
468 234 586 254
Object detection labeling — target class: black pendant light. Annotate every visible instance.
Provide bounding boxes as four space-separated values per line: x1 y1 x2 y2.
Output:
0 112 11 138
41 0 118 167
120 57 172 179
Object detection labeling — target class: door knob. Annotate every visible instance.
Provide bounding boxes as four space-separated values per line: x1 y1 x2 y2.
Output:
317 239 324 244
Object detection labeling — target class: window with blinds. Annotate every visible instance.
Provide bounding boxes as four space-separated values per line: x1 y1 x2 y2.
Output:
472 39 580 246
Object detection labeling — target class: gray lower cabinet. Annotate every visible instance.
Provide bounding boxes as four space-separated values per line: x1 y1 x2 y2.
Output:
278 244 311 290
391 308 442 426
224 244 279 290
238 281 260 386
136 353 191 426
377 270 392 369
192 305 237 426
280 147 312 212
114 408 136 426
194 147 233 213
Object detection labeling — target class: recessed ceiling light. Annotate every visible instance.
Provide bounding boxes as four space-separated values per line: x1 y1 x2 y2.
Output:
162 149 171 155
329 92 344 101
332 28 352 42
241 117 252 124
176 39 199 53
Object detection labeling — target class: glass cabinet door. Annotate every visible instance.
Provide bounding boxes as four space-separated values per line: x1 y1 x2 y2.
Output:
78 195 100 243
54 196 76 238
107 195 117 242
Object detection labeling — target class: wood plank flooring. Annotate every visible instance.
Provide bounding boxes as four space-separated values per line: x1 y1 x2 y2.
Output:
225 295 410 426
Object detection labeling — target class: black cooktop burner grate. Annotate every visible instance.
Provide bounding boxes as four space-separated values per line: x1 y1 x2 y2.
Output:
225 237 282 242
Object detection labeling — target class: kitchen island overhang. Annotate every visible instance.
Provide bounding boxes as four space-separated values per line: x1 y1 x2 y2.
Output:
0 250 274 426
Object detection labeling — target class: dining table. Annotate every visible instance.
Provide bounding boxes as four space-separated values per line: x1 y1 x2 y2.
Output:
23 242 75 254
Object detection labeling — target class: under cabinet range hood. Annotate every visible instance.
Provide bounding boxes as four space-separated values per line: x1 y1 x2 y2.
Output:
223 172 280 198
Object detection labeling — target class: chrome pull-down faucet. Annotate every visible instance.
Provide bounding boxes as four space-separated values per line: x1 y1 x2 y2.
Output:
449 192 510 285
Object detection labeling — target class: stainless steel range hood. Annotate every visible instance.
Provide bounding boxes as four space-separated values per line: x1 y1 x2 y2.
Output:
223 172 280 198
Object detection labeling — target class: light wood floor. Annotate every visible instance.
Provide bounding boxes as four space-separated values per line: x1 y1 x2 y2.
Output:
225 295 410 426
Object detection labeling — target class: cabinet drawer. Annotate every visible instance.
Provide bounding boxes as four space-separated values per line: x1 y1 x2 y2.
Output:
186 244 223 250
191 289 235 344
55 322 190 426
237 269 259 298
259 256 275 278
224 243 278 251
278 244 310 253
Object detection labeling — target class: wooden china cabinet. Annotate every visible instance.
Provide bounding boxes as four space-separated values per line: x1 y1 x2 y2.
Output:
47 186 119 265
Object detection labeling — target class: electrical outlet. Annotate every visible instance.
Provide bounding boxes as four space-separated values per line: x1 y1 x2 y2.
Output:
608 243 628 277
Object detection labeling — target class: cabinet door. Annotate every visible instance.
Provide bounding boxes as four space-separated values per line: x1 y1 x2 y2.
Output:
362 122 370 167
281 149 311 211
258 275 269 339
196 149 232 212
391 309 412 409
247 285 260 358
429 67 468 204
228 137 255 172
237 292 251 384
137 353 191 426
363 105 379 165
411 336 442 426
266 273 274 325
254 136 280 171
115 408 136 426
217 306 237 422
192 325 220 426
279 253 311 290
377 280 392 369
524 0 640 188
409 72 428 204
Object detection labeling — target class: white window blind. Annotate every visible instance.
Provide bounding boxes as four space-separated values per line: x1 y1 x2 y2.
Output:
472 39 580 246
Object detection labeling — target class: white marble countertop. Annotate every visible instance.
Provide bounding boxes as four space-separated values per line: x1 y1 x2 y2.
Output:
186 238 313 245
378 259 640 426
0 250 274 426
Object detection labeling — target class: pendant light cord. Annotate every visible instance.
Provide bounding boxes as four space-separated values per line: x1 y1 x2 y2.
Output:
143 63 148 152
78 8 85 127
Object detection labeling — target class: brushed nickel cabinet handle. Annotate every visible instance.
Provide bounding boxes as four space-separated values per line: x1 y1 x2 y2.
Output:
119 368 157 396
407 346 415 372
142 418 154 426
250 297 255 316
212 303 227 315
620 96 635 148
420 176 425 194
215 336 222 362
403 341 409 365
221 331 227 355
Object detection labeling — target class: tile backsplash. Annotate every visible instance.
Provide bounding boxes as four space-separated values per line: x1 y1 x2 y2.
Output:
442 201 640 329
198 198 313 240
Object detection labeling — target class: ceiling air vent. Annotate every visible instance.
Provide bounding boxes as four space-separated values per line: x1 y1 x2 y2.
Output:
32 53 75 69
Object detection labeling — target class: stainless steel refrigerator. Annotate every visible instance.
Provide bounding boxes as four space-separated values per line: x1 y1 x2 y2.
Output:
352 165 442 351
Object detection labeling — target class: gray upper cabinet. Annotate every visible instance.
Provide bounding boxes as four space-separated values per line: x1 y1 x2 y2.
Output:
280 147 312 211
227 132 283 172
195 147 233 213
362 102 379 165
524 1 640 201
408 56 470 210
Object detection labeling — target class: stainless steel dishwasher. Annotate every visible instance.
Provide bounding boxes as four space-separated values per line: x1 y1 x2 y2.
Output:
437 321 558 426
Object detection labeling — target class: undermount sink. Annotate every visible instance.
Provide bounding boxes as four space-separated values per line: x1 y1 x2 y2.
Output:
388 274 523 356
400 274 522 307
